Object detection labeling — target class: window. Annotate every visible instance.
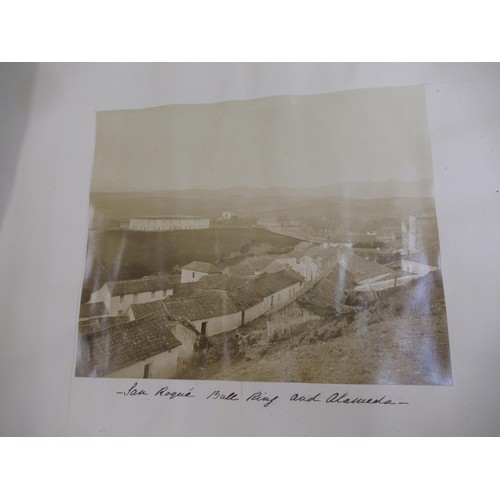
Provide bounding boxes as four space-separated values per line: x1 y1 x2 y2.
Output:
143 363 151 379
192 272 195 279
201 321 207 335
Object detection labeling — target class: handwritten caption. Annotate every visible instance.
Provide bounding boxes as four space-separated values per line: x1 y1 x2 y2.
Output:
116 382 409 407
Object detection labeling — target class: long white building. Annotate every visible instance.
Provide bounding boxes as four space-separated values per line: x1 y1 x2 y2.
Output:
129 215 210 231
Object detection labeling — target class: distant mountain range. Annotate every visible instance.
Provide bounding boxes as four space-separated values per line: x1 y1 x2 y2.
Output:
92 178 434 200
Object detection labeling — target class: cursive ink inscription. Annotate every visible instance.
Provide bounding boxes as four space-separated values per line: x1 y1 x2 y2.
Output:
290 393 322 403
206 390 239 401
246 391 279 407
154 386 196 399
289 391 408 405
325 392 402 405
116 382 149 397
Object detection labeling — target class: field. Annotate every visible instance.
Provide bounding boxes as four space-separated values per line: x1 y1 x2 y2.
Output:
81 227 299 300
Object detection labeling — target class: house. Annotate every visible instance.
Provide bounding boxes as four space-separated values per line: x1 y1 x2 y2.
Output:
86 275 176 316
222 211 232 220
129 269 304 337
78 315 129 335
76 314 182 379
275 245 337 281
223 256 275 277
298 255 320 281
334 245 433 293
129 290 242 337
125 309 200 370
337 246 396 285
181 261 222 283
129 215 210 231
224 251 322 283
400 251 439 276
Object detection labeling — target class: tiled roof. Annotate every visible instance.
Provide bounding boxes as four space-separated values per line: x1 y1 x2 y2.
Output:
262 261 288 274
79 316 129 335
226 286 262 310
302 245 338 259
76 315 182 377
105 275 177 296
79 302 108 318
172 281 210 298
131 269 304 323
338 248 396 283
223 256 274 276
182 261 222 274
200 275 250 291
402 250 441 268
248 269 303 298
132 290 241 322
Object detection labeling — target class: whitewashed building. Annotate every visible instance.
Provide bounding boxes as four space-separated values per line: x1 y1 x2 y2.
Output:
129 215 210 231
129 269 304 337
76 314 184 379
181 261 222 283
86 275 176 316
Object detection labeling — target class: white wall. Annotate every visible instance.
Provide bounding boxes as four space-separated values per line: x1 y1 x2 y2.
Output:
181 269 207 283
357 272 393 286
109 348 179 379
401 260 439 277
88 283 110 304
244 300 268 324
103 289 171 315
172 323 197 364
130 218 209 231
191 310 243 337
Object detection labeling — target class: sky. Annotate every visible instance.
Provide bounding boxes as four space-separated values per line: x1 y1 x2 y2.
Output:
91 86 434 192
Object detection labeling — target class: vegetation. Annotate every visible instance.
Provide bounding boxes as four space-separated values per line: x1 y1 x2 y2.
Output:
81 227 299 300
182 270 451 386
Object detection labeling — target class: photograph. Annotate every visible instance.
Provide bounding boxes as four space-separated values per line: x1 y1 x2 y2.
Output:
76 85 452 386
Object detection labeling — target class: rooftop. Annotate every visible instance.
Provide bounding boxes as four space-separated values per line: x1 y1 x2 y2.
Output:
104 275 178 296
76 314 182 377
78 316 129 335
132 269 304 322
182 261 222 274
132 290 241 321
338 248 396 283
223 256 275 277
131 215 208 220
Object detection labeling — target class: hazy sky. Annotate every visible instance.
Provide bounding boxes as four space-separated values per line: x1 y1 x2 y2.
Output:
91 86 434 192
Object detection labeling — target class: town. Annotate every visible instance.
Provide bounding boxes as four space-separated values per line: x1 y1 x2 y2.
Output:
77 200 450 385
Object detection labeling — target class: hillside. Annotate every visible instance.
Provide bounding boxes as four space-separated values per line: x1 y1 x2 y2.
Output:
186 271 451 386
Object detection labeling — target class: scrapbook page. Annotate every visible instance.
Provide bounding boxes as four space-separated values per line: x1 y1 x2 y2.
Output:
77 85 451 387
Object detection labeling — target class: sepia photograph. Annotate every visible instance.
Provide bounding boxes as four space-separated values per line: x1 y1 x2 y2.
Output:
77 85 452 386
